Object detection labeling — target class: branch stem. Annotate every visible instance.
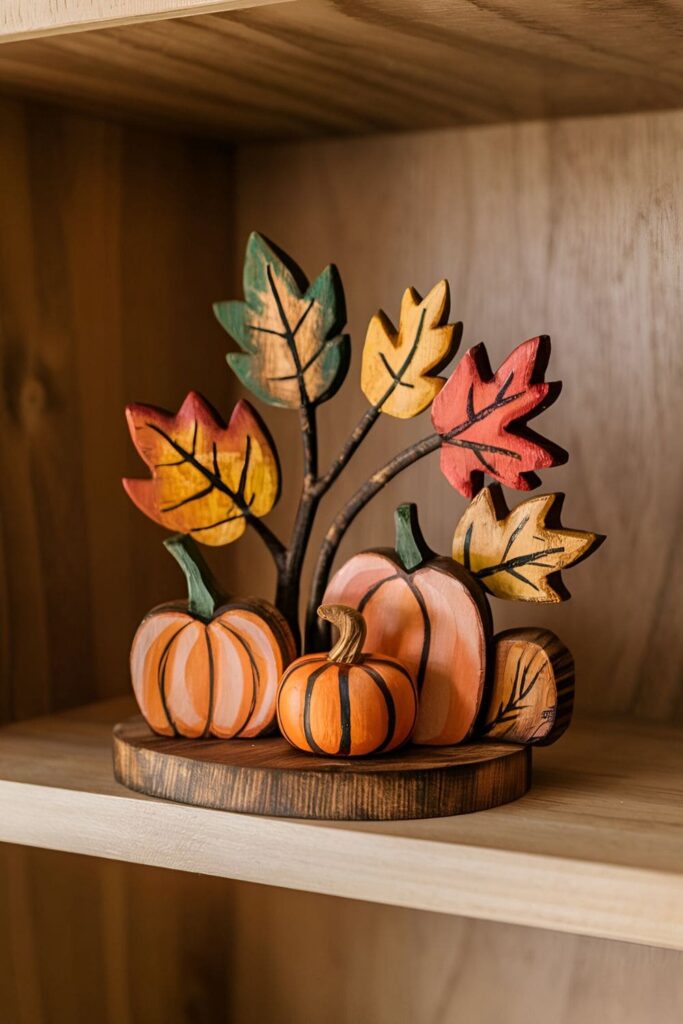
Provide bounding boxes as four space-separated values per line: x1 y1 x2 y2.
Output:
304 431 441 649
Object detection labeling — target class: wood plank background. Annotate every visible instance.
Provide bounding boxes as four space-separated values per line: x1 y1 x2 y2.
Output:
0 97 235 723
0 97 682 1022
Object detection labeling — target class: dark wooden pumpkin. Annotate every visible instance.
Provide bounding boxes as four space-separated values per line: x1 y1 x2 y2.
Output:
323 505 492 746
277 605 417 757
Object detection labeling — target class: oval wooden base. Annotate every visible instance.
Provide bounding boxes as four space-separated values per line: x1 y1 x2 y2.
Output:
113 717 531 821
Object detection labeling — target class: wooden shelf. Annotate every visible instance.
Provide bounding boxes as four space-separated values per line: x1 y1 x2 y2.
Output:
0 1 682 140
0 698 681 950
0 0 281 42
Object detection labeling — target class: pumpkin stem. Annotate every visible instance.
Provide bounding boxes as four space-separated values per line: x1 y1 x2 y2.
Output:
164 534 222 621
318 604 366 664
394 503 433 572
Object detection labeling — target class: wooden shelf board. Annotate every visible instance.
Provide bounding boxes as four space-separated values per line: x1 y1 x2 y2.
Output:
0 698 682 950
0 1 292 43
0 2 682 141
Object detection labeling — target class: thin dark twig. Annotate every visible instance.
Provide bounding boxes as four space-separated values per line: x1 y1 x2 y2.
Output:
314 309 429 497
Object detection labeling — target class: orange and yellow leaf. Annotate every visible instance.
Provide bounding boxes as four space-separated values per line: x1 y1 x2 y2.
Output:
123 391 280 546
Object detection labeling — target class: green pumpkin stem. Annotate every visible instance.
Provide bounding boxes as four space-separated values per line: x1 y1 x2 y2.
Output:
394 503 433 572
164 534 222 621
318 604 366 664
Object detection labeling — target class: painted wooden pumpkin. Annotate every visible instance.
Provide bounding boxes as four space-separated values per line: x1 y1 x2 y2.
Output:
277 605 417 757
131 534 296 739
323 504 492 746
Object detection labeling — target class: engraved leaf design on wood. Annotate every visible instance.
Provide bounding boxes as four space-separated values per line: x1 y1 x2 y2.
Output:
360 280 461 418
480 629 574 745
214 232 349 409
452 485 603 602
123 391 280 546
431 335 567 497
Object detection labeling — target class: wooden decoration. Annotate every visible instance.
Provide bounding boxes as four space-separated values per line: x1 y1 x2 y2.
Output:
113 718 530 820
119 232 603 811
360 280 462 419
277 605 417 757
479 628 574 745
452 485 604 602
431 335 568 498
213 231 349 409
124 391 280 546
323 505 491 746
130 535 295 738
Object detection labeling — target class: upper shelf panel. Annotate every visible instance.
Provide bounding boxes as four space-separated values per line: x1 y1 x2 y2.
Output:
1 0 682 140
0 0 291 42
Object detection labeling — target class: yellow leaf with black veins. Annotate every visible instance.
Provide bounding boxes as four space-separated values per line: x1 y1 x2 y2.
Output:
361 280 461 418
452 486 603 602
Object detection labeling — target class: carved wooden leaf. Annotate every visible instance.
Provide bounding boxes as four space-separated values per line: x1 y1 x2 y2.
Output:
360 280 461 418
452 485 602 602
214 232 349 409
123 391 280 546
431 336 566 497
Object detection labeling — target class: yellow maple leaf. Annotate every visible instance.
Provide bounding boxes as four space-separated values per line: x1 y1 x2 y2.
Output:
452 486 603 602
360 280 461 418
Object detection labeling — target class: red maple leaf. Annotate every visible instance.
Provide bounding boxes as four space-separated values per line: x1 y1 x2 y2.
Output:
430 336 567 498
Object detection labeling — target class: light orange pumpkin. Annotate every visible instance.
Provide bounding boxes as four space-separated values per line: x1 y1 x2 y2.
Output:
131 535 295 738
322 504 492 746
277 605 417 757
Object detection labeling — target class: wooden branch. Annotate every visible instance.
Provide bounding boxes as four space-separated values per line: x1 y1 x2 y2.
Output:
304 431 442 650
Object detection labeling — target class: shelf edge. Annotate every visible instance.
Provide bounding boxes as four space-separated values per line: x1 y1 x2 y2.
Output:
1 778 681 950
0 0 295 43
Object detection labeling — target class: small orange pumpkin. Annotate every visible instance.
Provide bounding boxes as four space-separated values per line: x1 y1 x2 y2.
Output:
131 535 295 738
277 605 417 757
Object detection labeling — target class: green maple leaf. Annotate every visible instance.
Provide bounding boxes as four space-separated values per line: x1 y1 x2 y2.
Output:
214 232 349 409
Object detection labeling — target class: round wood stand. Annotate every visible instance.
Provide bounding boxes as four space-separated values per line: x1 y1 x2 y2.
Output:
113 717 531 820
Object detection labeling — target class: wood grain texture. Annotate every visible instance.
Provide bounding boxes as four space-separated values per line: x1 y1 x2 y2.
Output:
0 96 235 724
231 109 683 722
2 699 683 947
0 0 289 42
1 849 682 1024
0 1 682 140
481 628 574 745
113 715 528 817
